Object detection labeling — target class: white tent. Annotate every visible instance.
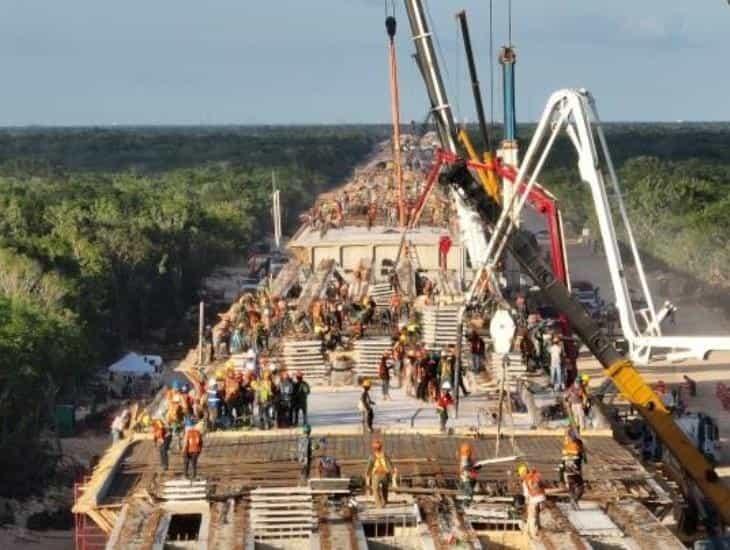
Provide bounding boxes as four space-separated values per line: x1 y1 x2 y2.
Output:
108 352 163 377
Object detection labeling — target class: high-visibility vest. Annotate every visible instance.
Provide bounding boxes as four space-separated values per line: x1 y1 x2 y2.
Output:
562 436 583 458
524 471 545 497
185 429 202 454
372 453 391 475
436 394 453 411
152 422 166 442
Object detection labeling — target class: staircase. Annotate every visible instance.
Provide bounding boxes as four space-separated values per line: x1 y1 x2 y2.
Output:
369 282 394 308
297 259 335 313
270 259 301 298
354 337 393 380
159 479 208 501
281 339 329 381
249 486 315 541
421 305 468 352
435 270 462 304
488 352 527 391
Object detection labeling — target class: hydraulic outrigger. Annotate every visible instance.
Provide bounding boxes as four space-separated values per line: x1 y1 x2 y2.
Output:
403 0 730 525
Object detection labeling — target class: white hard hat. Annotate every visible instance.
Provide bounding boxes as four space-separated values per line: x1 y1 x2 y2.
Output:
208 378 217 388
441 381 452 390
269 362 278 372
246 349 256 359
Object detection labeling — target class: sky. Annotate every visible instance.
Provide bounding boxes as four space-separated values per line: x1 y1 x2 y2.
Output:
0 0 728 125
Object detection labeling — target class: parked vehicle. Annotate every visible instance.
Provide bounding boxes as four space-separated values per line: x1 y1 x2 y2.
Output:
571 280 604 319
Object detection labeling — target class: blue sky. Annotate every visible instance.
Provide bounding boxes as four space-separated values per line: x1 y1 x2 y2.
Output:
0 0 728 125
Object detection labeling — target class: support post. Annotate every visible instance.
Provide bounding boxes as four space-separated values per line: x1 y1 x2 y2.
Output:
386 15 405 227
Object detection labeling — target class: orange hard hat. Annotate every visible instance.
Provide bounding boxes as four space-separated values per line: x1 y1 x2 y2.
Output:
459 443 472 457
372 439 383 451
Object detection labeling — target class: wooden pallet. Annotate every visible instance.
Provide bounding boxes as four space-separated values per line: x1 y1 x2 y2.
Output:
160 479 208 501
250 486 315 540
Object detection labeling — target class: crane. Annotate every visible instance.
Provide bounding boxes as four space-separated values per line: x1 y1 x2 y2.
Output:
403 0 730 525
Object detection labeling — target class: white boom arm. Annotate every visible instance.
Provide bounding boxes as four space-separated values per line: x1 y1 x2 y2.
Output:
484 88 730 364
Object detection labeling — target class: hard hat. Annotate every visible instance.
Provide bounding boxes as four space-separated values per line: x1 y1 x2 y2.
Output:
269 363 278 372
517 463 529 477
362 379 372 388
302 424 311 434
372 439 383 451
459 443 472 457
246 349 256 359
181 384 189 393
441 381 452 391
208 378 217 388
581 373 590 384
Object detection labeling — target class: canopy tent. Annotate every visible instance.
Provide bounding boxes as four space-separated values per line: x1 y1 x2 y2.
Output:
108 352 163 377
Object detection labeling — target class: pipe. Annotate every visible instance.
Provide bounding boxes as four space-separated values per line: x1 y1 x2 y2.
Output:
456 10 491 151
500 47 517 142
386 15 406 227
404 0 458 152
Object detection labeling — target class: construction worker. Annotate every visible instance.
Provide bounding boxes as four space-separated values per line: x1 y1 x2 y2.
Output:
366 202 377 230
182 419 203 480
459 443 481 505
297 424 318 483
110 409 130 444
378 350 394 400
152 419 172 471
565 378 587 432
292 371 310 426
560 427 586 505
255 371 276 430
436 382 454 433
517 463 545 538
278 371 294 428
469 329 486 373
549 336 564 392
365 440 393 508
359 379 375 433
207 378 221 431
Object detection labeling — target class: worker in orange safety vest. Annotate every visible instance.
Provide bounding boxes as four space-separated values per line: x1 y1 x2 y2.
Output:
517 463 545 537
458 443 481 505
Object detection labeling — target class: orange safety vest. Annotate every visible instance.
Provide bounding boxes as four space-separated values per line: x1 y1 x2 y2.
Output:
562 436 583 458
152 422 166 442
524 471 545 497
185 429 203 455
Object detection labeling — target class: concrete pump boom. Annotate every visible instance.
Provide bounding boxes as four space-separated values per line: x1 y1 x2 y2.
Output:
404 0 730 524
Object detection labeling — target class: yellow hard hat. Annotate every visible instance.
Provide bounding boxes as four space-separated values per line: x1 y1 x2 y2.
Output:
362 379 372 388
581 373 590 383
517 463 529 477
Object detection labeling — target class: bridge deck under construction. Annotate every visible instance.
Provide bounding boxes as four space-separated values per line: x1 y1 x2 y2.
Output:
103 432 664 504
